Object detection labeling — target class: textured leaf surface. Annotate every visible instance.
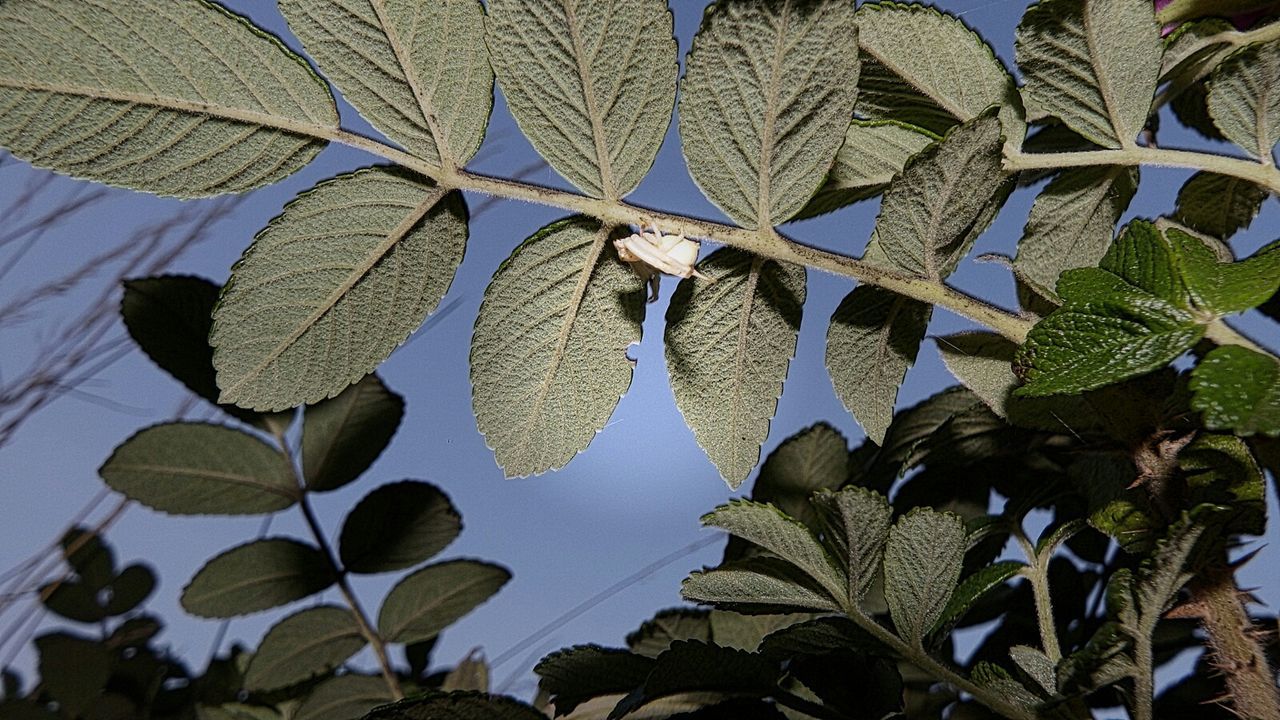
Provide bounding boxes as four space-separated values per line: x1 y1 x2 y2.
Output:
362 691 546 720
99 423 296 516
535 645 653 716
486 0 675 198
810 487 892 606
296 675 394 720
1014 165 1138 292
244 606 366 692
933 560 1025 632
665 250 804 488
799 120 938 218
0 0 337 196
1016 0 1161 148
470 218 644 477
339 481 462 573
1191 346 1280 437
855 1 1023 145
683 561 842 613
701 501 845 601
377 560 510 643
280 0 492 166
883 508 966 645
213 168 466 410
627 609 712 658
610 641 779 719
1174 172 1268 239
679 0 860 228
302 374 404 492
752 423 849 529
826 284 932 445
181 538 336 618
1208 39 1280 160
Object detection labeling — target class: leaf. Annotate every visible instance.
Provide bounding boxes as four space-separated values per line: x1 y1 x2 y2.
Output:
60 527 114 589
121 276 280 428
102 564 157 616
874 111 1009 281
1133 517 1207 635
442 651 489 693
682 559 842 613
751 423 850 529
826 284 932 445
296 675 395 720
757 616 890 657
932 560 1026 634
302 374 405 493
626 610 712 659
610 641 780 720
797 120 938 218
339 480 462 573
707 612 806 653
1015 0 1161 148
935 331 1019 418
665 250 805 488
244 606 367 692
810 487 892 607
1174 172 1269 239
1179 433 1267 536
882 507 966 645
679 0 860 228
99 423 298 515
1190 346 1280 436
535 645 654 716
212 168 466 410
0 1 338 196
42 581 107 624
35 633 110 717
1208 39 1280 160
700 501 845 603
1014 165 1139 292
470 217 644 477
486 0 674 199
361 691 549 720
280 0 492 166
377 560 510 644
181 538 336 618
854 1 1024 147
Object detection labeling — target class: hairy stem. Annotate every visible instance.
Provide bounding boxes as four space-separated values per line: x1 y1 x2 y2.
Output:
1189 557 1280 720
1013 529 1063 664
1132 629 1156 720
1005 147 1280 193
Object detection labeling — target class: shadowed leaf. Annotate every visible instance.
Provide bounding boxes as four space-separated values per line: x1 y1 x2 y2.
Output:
339 481 462 573
181 538 336 618
377 560 511 643
302 374 405 492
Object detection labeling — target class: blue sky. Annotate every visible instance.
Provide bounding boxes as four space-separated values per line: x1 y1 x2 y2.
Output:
0 0 1277 701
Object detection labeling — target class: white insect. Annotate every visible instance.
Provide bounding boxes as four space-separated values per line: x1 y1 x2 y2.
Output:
614 223 713 302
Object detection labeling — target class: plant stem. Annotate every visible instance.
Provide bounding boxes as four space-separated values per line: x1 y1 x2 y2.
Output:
1131 630 1155 720
1013 529 1063 664
772 690 850 720
1204 319 1272 355
1188 557 1280 720
1005 147 1280 192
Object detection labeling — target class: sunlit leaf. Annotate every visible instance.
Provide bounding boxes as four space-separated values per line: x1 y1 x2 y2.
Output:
1191 346 1280 437
377 560 510 644
339 480 462 573
665 250 804 488
883 507 966 645
0 1 338 196
800 121 938 219
244 606 366 692
708 612 807 653
296 675 395 720
213 168 466 411
442 650 489 693
302 374 405 492
682 558 842 613
679 0 860 228
181 538 336 618
470 217 644 477
486 0 675 198
536 645 653 717
280 0 492 166
1208 39 1280 160
810 487 892 606
99 423 297 515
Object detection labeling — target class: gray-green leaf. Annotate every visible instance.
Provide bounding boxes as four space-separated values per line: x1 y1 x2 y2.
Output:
1208 39 1280 160
799 120 939 219
1016 0 1161 148
470 217 644 477
752 423 850 529
679 0 860 228
810 487 892 607
883 507 966 645
700 501 846 603
1174 172 1269 239
280 0 492 166
339 481 462 573
486 0 675 198
244 606 367 692
303 374 405 493
377 560 511 643
99 423 297 516
665 250 805 488
0 1 338 196
181 538 336 618
682 563 842 613
212 168 466 410
296 675 395 720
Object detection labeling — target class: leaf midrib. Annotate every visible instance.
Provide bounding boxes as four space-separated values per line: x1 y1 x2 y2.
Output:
370 0 452 169
1082 1 1130 148
728 258 764 479
562 0 618 199
111 462 297 500
383 569 499 640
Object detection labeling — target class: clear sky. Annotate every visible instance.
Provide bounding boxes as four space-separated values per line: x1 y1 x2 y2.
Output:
0 0 1276 701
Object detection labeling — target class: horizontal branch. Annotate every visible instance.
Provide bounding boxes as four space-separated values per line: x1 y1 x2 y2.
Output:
1006 147 1280 193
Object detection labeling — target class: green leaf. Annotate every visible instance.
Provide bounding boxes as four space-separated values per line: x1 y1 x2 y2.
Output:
883 507 966 645
874 111 1010 281
751 423 850 529
296 675 395 720
377 560 511 644
798 120 938 218
1057 621 1134 694
181 538 336 618
1179 433 1267 535
1016 0 1161 148
302 374 405 493
339 480 462 573
1014 165 1139 292
826 284 932 445
244 606 366 692
854 2 1024 147
936 331 1020 418
1010 645 1056 695
810 487 892 607
757 616 890 657
60 527 115 589
665 250 805 488
682 559 843 613
610 641 780 720
1174 172 1269 239
970 663 1042 711
679 0 860 228
35 633 110 717
280 0 492 167
1133 516 1207 635
99 423 297 515
361 691 549 720
1208 39 1280 160
0 1 337 196
535 645 654 717
932 560 1025 634
470 217 644 477
212 168 466 411
1191 346 1280 436
42 580 107 623
708 612 807 653
700 501 845 602
626 609 712 659
102 564 157 616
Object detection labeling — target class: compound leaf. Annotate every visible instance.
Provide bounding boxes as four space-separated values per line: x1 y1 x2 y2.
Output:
799 120 938 218
810 487 892 606
302 374 405 493
213 168 466 410
339 481 462 573
883 507 966 645
244 606 367 692
700 501 845 602
1174 172 1268 239
1191 346 1280 437
377 560 510 644
181 538 336 618
1208 39 1280 160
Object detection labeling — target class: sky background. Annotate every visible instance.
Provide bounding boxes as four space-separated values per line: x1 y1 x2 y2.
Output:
0 0 1277 705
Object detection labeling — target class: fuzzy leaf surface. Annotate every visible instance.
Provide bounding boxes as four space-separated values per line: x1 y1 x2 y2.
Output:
377 560 510 643
682 559 843 613
339 481 462 573
883 507 966 645
302 374 404 492
810 487 892 606
244 606 366 692
213 168 466 410
181 538 336 618
1190 346 1280 436
0 1 337 196
752 423 849 528
700 501 845 601
1174 172 1268 239
1208 39 1280 160
799 120 938 218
